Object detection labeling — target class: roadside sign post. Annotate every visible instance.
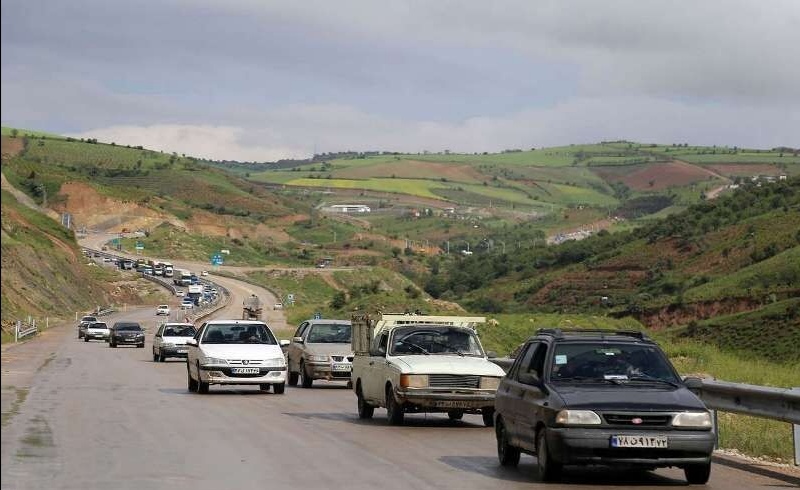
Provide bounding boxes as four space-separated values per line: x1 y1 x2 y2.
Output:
287 293 295 306
135 242 144 254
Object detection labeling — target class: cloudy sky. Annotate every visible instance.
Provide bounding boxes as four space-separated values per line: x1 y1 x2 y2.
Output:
2 0 799 161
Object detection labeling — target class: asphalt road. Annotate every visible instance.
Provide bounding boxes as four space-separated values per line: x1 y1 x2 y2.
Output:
2 310 798 490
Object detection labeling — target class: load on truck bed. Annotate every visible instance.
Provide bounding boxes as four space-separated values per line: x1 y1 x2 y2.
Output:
242 295 263 320
351 313 505 427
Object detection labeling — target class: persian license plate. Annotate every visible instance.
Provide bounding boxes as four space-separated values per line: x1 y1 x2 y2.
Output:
331 362 351 371
177 349 187 354
231 367 260 374
430 400 474 409
610 435 668 448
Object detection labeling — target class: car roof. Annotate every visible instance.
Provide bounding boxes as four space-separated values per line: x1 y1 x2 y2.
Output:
528 328 654 344
306 319 350 325
204 319 268 326
162 322 194 327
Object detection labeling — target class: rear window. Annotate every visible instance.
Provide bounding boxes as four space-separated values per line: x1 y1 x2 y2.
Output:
158 305 169 309
90 323 108 329
81 316 97 322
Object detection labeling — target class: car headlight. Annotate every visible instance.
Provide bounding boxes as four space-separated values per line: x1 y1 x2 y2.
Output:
556 410 602 425
202 357 228 366
264 357 286 367
672 411 712 428
400 374 428 388
307 355 329 362
480 376 501 390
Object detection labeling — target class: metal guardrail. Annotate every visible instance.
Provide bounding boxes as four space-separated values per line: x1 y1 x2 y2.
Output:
15 320 38 341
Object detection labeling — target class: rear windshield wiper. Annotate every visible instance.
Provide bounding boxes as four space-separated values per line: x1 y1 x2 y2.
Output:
626 375 680 388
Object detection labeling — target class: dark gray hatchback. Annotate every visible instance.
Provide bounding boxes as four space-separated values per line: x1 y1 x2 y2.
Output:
494 329 714 484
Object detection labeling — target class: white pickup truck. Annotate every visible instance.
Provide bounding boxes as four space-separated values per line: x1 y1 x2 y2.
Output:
351 313 505 426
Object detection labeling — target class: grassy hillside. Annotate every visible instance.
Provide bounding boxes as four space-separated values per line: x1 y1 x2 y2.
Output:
1 189 111 326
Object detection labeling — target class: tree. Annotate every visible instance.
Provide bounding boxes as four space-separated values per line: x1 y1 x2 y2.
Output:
10 129 18 138
330 291 347 309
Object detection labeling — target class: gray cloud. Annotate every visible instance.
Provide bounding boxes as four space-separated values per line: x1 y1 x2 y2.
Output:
3 0 799 161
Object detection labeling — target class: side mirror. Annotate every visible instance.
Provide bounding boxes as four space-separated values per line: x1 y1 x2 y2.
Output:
186 339 198 347
280 339 290 347
486 351 498 359
683 376 703 390
518 372 541 386
292 337 304 344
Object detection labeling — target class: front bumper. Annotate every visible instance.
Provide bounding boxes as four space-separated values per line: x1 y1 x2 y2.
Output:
546 427 715 467
395 388 496 410
200 365 287 385
307 361 352 381
112 336 144 344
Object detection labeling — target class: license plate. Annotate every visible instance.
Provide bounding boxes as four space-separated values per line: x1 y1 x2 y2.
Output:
331 363 351 371
177 349 187 354
430 400 475 409
611 435 668 448
231 367 260 374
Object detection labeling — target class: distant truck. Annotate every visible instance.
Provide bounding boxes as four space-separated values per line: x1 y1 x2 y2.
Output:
350 313 504 426
173 269 192 286
187 284 204 305
162 263 174 278
242 295 263 320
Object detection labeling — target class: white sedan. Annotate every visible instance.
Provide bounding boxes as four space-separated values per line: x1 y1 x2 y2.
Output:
186 320 290 394
156 304 170 316
153 322 197 362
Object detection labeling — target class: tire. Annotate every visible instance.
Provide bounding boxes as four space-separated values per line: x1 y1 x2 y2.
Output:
288 371 299 386
357 384 374 419
482 408 495 427
496 419 521 467
153 350 158 362
300 362 313 388
137 343 144 348
110 342 117 348
536 429 562 482
385 385 404 425
84 336 89 342
196 362 209 394
684 463 711 484
448 410 464 421
187 365 198 392
272 383 285 394
158 352 165 362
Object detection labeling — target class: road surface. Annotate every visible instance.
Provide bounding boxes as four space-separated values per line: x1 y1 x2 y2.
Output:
2 313 797 490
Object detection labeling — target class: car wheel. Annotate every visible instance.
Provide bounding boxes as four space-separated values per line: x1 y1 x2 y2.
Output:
300 361 313 388
536 429 562 482
84 336 89 342
447 410 464 421
496 419 521 467
153 350 158 362
187 367 198 392
482 408 495 427
357 384 374 419
385 385 404 426
288 371 299 386
158 352 165 362
684 463 711 484
137 343 144 348
272 383 285 394
110 342 117 348
196 362 209 394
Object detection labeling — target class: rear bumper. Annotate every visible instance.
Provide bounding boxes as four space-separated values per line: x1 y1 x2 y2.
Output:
546 427 715 467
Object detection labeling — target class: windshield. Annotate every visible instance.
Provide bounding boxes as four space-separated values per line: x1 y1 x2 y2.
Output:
307 324 351 343
202 323 276 345
116 324 142 331
389 326 484 356
550 342 679 385
163 325 196 337
158 305 169 309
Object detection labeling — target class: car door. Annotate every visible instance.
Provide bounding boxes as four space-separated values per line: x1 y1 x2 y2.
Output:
497 342 536 446
154 324 165 354
289 322 310 371
364 329 389 403
516 342 550 452
188 324 206 377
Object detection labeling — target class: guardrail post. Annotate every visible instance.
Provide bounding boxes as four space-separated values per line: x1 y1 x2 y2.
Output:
15 321 20 343
710 409 719 449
